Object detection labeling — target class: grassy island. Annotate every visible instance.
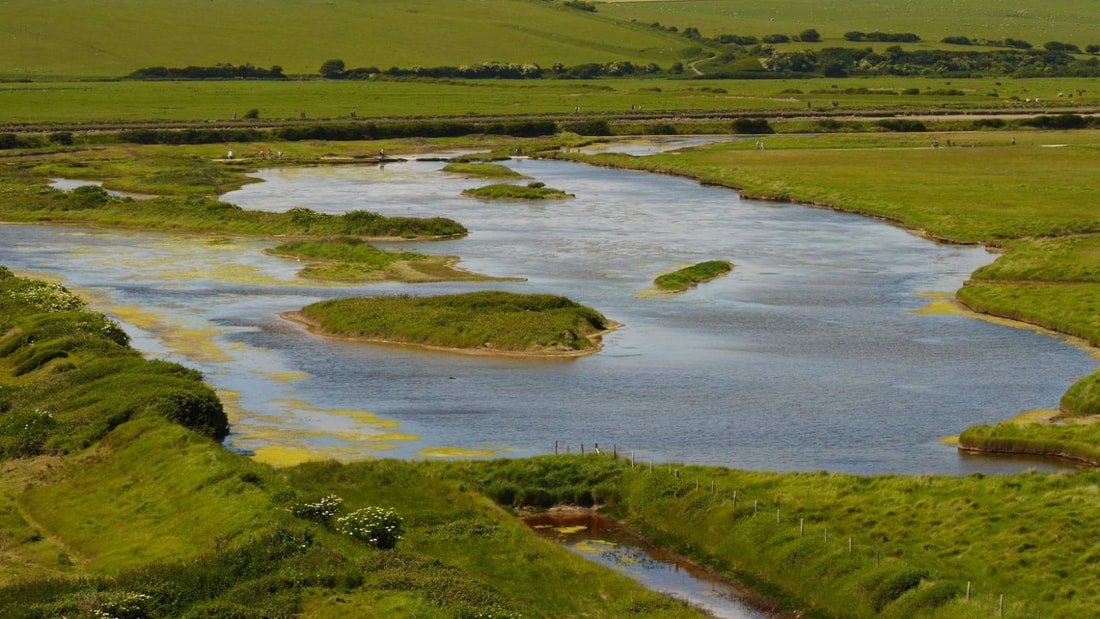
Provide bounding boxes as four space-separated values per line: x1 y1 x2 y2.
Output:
654 261 733 293
290 291 613 356
462 183 573 200
441 162 527 179
0 184 466 241
268 237 512 283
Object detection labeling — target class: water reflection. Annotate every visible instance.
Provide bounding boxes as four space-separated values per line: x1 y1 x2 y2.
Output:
526 512 772 619
7 153 1095 474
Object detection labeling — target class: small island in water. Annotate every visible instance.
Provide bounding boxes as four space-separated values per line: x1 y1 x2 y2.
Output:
441 162 528 179
286 291 615 357
462 182 574 200
267 237 514 283
653 260 734 293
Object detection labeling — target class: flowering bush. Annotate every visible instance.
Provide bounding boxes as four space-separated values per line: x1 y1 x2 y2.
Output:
292 494 344 524
336 506 404 549
90 590 150 619
8 281 86 313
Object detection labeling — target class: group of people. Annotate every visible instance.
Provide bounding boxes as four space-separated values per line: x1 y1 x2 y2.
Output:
225 149 282 160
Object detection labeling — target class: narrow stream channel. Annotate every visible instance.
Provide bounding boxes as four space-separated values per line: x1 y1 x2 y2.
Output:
525 512 772 618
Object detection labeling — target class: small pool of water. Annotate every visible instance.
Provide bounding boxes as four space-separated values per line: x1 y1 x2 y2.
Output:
525 511 774 618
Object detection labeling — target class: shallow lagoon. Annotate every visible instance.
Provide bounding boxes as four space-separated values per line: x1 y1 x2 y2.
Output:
7 152 1095 474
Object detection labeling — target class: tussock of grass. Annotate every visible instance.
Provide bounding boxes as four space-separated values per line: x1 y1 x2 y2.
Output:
441 163 526 179
461 183 573 200
654 260 733 292
297 291 611 355
269 237 510 283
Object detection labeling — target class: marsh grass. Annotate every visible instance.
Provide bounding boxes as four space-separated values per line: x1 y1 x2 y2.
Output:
0 183 466 240
269 238 505 283
440 163 526 179
461 183 574 200
653 260 733 292
298 291 611 355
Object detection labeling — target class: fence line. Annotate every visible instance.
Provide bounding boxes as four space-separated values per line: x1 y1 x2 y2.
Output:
550 440 1038 618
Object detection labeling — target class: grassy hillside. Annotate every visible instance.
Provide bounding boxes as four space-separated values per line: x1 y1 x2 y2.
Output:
602 0 1100 49
0 0 686 78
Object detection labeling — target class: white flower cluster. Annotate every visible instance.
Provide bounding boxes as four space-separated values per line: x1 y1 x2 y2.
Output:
336 506 404 549
91 591 151 619
292 493 344 523
10 281 86 313
23 409 54 433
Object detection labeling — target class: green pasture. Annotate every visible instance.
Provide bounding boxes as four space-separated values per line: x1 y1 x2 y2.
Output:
4 76 1100 125
601 0 1100 50
0 0 686 79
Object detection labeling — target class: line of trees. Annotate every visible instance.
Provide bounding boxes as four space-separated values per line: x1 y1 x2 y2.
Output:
128 63 285 80
318 59 663 80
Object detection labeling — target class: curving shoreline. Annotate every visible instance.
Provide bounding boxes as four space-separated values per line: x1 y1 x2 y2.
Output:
546 147 1100 467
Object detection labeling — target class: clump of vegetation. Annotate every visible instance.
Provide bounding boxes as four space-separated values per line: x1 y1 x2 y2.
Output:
441 163 527 179
295 291 612 355
0 268 228 455
336 506 404 549
0 185 467 240
461 183 574 200
268 237 503 283
654 261 733 293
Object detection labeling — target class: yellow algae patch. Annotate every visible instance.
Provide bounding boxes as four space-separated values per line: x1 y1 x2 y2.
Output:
108 306 231 362
325 430 420 443
215 389 245 422
575 540 617 554
250 445 333 467
255 370 311 383
1008 408 1061 426
419 447 497 458
271 399 404 429
553 525 588 535
108 305 167 332
910 292 963 316
939 435 960 446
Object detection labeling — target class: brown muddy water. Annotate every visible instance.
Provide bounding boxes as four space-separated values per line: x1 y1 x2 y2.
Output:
15 144 1095 474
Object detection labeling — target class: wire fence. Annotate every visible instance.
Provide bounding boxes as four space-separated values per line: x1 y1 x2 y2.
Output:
553 441 1045 618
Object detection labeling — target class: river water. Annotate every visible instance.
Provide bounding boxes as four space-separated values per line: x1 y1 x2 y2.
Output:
10 149 1094 474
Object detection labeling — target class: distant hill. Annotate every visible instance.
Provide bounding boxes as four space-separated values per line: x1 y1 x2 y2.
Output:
0 0 687 78
601 0 1100 51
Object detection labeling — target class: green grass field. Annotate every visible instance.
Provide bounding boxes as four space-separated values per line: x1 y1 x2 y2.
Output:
4 76 1100 124
0 0 686 79
601 0 1100 50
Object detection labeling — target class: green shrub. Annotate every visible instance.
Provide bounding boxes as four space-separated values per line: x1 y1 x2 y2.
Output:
146 390 229 440
731 118 774 134
291 494 344 524
336 506 404 549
